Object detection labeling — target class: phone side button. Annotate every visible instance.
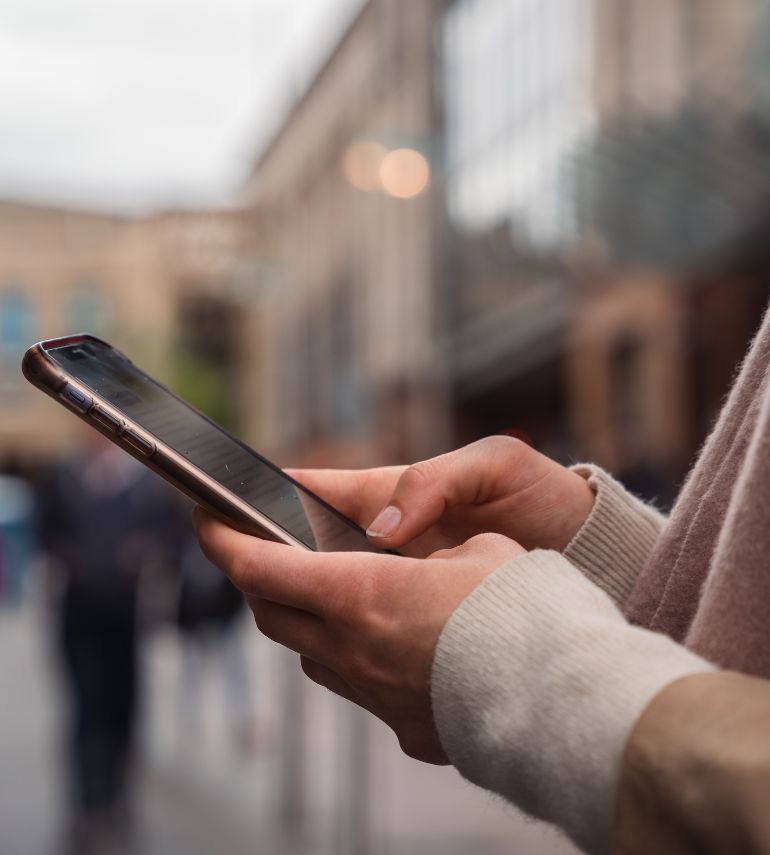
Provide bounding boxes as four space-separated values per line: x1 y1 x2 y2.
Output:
123 429 155 457
60 383 93 414
91 406 123 434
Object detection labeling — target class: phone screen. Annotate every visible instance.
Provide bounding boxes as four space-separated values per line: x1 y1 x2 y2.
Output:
47 340 376 552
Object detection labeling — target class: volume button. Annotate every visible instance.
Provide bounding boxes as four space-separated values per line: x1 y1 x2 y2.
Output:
91 406 123 434
123 428 155 458
60 383 93 414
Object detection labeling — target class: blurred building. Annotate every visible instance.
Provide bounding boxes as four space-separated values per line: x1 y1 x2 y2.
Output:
439 0 770 498
0 201 166 466
0 201 249 469
4 0 770 500
240 0 770 495
242 0 450 468
571 0 770 492
439 0 592 458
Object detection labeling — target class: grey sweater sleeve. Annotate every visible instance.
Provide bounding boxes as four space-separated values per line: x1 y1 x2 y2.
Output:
563 465 667 607
431 550 713 855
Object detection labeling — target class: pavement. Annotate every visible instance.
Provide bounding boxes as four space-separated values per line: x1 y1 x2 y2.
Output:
0 592 276 855
0 587 579 855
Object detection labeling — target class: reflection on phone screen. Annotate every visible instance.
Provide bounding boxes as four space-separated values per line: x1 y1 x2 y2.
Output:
48 341 380 553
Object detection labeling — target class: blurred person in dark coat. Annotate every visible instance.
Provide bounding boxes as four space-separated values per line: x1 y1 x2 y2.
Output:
0 470 35 605
38 428 182 854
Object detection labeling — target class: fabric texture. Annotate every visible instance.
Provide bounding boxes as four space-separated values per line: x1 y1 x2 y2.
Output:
430 298 770 852
564 464 666 608
431 550 712 855
625 301 770 676
614 670 770 855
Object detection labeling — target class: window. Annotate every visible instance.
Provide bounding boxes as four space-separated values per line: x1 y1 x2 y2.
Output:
0 288 35 360
0 288 35 391
67 286 109 333
442 0 594 247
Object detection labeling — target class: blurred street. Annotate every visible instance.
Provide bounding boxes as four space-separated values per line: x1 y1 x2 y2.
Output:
0 591 273 855
0 582 577 855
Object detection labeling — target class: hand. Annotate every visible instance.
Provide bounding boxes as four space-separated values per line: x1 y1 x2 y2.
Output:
286 463 446 556
290 436 594 556
194 508 525 764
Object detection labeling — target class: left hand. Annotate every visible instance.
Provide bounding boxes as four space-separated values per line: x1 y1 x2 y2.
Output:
194 507 525 764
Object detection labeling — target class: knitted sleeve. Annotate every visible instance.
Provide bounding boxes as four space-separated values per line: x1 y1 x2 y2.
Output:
431 549 714 855
563 465 667 607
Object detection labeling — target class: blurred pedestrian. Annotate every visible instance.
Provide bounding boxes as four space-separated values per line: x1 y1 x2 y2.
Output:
0 472 35 606
38 430 181 854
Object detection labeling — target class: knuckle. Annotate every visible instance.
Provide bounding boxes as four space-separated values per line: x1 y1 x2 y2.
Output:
458 531 523 564
464 531 513 551
358 567 395 625
323 561 385 622
322 570 361 621
475 434 523 459
399 460 435 494
341 653 376 690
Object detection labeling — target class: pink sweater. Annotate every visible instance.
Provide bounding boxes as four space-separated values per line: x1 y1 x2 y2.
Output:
626 298 770 676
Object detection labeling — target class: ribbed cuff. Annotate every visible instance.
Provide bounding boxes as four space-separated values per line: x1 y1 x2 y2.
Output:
564 465 667 607
431 550 713 855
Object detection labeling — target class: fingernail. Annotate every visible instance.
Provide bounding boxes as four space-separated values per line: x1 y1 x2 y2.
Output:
367 505 401 538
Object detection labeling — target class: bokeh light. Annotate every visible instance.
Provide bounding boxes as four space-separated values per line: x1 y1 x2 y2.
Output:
340 140 387 192
379 147 431 199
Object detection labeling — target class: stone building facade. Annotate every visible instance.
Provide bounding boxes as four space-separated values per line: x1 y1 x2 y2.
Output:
0 201 248 466
242 0 449 468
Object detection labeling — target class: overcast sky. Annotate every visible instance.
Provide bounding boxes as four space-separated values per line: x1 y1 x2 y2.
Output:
0 0 363 213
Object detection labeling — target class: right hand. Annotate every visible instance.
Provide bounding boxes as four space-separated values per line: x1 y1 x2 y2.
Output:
289 436 594 557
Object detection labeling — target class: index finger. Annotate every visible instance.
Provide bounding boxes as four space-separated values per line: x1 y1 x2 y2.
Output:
193 508 395 615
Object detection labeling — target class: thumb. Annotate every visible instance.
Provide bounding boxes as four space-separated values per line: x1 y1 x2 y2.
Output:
366 452 483 547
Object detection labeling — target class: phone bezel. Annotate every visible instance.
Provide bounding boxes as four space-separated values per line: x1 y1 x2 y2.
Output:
22 333 372 552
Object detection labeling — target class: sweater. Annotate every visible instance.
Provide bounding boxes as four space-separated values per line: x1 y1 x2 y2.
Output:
430 300 770 853
625 302 770 674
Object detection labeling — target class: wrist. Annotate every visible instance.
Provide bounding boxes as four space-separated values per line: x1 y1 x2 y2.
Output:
564 465 667 607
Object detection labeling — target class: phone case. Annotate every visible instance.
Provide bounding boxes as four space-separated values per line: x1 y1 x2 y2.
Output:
22 334 312 549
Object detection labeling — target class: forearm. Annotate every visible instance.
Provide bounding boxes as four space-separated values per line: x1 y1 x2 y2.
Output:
614 670 770 855
564 465 667 607
431 550 712 855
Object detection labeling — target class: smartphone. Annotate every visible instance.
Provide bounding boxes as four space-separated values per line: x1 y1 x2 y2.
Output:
23 334 382 553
